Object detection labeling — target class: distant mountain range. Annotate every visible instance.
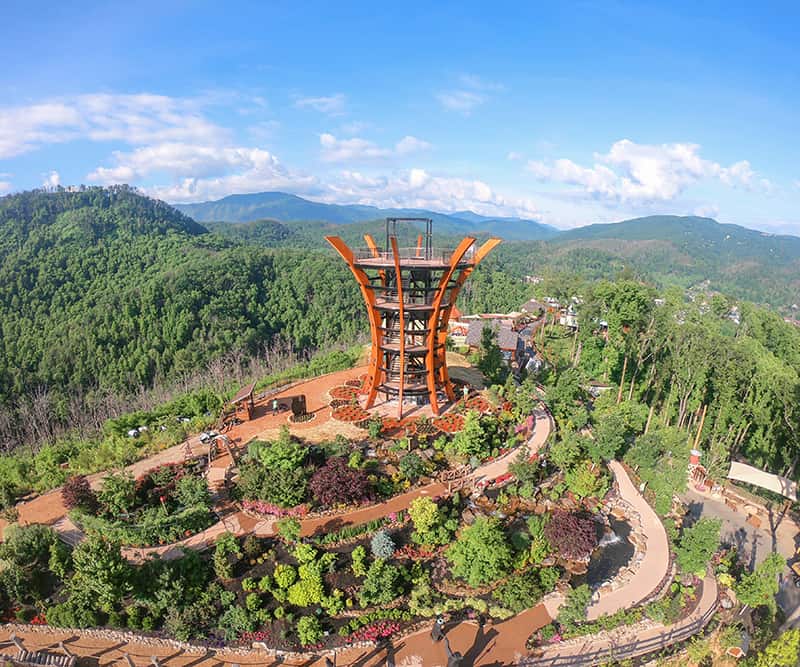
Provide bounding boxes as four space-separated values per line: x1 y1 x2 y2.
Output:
168 190 800 309
174 191 560 240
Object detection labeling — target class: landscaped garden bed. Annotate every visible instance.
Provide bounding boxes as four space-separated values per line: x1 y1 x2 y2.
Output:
65 457 215 547
332 404 371 423
432 413 465 433
329 385 359 401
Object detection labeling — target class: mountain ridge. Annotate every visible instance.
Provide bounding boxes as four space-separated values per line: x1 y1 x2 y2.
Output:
174 191 560 240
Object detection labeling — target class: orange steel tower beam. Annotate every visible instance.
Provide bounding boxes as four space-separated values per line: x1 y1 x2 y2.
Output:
325 218 500 418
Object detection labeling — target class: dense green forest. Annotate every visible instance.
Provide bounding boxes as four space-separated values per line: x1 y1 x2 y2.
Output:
0 187 365 447
3 186 800 486
204 203 800 311
534 277 800 481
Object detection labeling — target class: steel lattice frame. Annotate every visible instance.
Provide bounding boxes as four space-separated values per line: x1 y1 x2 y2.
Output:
326 220 500 418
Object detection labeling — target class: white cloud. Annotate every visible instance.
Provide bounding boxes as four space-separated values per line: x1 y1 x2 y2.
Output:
527 139 770 205
436 73 504 114
294 93 346 115
0 103 83 158
323 168 540 219
507 151 523 161
436 90 485 114
0 181 11 194
0 94 228 159
42 170 60 188
319 133 430 163
693 204 719 219
88 142 317 203
395 136 431 155
794 180 800 191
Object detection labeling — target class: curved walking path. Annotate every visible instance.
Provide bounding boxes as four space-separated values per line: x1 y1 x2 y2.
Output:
0 576 717 667
521 575 718 666
586 460 670 619
126 405 554 560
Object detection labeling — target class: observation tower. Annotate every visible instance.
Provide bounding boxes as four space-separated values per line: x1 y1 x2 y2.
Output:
326 218 500 418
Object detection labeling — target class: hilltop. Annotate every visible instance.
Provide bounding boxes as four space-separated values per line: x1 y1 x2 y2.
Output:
0 187 363 424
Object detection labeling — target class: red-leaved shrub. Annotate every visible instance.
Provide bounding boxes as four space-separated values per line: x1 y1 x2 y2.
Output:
61 475 97 512
309 457 373 508
543 510 598 561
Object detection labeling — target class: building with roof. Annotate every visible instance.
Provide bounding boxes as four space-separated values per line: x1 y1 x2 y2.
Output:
465 320 524 367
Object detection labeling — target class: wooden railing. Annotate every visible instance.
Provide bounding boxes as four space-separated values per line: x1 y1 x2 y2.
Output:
520 597 718 666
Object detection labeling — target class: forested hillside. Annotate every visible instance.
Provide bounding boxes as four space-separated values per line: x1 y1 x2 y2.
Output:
535 277 800 481
205 208 800 311
0 187 364 444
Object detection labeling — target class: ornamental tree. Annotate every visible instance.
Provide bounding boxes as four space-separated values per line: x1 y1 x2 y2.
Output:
543 511 598 561
449 410 489 459
309 457 373 508
556 583 592 633
0 524 63 602
297 616 324 646
358 558 404 606
370 530 396 559
675 518 721 577
754 628 800 667
69 534 132 613
97 472 136 516
563 460 610 500
735 551 785 611
447 517 513 587
61 475 97 512
408 496 454 546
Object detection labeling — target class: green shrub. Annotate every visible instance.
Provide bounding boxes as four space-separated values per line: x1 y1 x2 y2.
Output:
218 605 255 641
273 564 297 589
447 517 513 587
358 559 404 607
399 453 425 481
493 570 544 613
296 616 324 646
351 545 368 577
275 517 302 543
293 543 318 564
675 518 721 577
557 584 591 633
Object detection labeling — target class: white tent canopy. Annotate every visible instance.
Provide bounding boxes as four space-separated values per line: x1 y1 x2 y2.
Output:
727 461 797 501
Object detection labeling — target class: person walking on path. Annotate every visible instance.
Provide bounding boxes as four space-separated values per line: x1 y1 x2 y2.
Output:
444 637 463 666
431 616 445 642
272 398 279 415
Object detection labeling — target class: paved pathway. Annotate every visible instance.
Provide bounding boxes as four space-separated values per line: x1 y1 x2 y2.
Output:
0 577 717 667
521 575 718 666
585 461 670 619
681 487 800 630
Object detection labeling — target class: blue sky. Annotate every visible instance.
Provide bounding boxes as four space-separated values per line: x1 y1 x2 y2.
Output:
1 1 798 230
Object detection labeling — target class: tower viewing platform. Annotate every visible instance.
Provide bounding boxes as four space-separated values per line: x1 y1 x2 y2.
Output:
326 217 500 417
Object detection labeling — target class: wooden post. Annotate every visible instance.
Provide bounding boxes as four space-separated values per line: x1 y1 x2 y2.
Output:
693 404 708 450
616 355 628 405
644 402 656 435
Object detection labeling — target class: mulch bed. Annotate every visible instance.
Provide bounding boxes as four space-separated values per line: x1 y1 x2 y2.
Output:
332 405 372 423
432 413 465 433
330 385 359 400
465 396 493 413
